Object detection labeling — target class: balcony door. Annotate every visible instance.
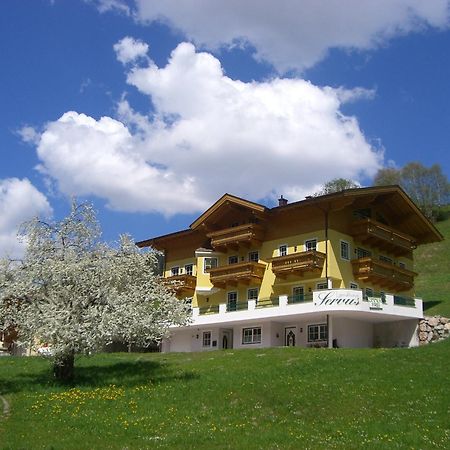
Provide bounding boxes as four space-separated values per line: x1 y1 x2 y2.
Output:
227 291 238 312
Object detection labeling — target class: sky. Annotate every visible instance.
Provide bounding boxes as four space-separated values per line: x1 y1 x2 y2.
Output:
1 0 450 257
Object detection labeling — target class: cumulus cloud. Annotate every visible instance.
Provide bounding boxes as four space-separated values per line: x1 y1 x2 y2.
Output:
18 126 41 145
132 0 450 72
33 41 382 215
0 178 52 258
114 36 149 64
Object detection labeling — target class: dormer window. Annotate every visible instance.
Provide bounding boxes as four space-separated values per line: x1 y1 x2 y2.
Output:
228 255 238 265
171 267 180 276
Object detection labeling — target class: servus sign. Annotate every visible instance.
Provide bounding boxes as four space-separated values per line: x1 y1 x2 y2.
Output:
313 289 362 308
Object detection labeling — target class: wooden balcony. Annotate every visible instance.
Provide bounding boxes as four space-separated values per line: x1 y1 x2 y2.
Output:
352 257 417 292
207 223 265 251
207 262 266 289
351 218 417 257
165 274 196 297
271 251 326 279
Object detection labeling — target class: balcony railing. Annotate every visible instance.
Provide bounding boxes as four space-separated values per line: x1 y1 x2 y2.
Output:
198 304 220 315
256 297 279 308
287 293 313 304
352 257 417 292
165 274 196 296
207 261 266 289
351 218 417 257
271 251 326 279
207 223 265 251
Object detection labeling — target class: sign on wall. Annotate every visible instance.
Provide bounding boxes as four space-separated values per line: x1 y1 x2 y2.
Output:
313 290 362 308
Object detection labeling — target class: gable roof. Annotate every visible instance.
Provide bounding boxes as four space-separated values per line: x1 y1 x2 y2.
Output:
190 193 268 230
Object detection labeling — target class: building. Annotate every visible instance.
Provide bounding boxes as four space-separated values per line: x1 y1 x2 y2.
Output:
137 186 443 352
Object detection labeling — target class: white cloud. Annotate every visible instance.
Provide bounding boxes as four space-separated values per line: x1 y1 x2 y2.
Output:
88 0 130 16
33 42 382 215
114 36 149 64
0 178 52 258
133 0 450 72
18 126 40 145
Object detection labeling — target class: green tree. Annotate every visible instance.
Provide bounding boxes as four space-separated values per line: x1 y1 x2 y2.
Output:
373 162 450 219
315 178 360 196
0 202 190 381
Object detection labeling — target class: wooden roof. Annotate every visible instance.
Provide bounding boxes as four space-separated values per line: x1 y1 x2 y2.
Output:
137 186 443 250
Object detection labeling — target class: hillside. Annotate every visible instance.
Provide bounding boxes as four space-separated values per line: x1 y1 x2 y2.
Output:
415 210 450 317
0 343 449 449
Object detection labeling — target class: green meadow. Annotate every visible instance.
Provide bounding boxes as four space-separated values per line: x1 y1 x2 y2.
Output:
415 210 450 317
1 341 449 449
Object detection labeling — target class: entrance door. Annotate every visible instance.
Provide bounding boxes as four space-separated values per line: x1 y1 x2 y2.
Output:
221 330 233 349
285 327 296 346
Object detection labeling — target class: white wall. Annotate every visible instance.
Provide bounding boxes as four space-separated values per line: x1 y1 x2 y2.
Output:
374 320 419 347
332 317 374 348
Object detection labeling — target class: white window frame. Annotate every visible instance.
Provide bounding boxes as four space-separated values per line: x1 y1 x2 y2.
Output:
247 288 258 301
350 282 358 289
171 266 180 276
248 251 259 262
242 327 262 345
227 291 238 311
292 285 305 301
304 238 318 252
316 282 328 290
202 331 212 347
308 324 328 343
365 287 374 298
185 264 193 276
203 257 218 273
340 240 350 261
278 244 288 257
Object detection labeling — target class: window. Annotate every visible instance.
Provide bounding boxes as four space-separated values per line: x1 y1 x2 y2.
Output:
356 247 372 259
171 266 180 276
247 288 258 301
227 291 238 312
202 331 211 347
242 327 262 344
305 239 317 252
316 282 328 290
204 257 218 272
379 255 393 264
185 264 193 276
399 262 406 269
365 287 373 298
350 282 358 289
308 324 328 342
228 255 238 265
340 241 350 260
292 286 304 302
279 245 287 257
248 251 259 262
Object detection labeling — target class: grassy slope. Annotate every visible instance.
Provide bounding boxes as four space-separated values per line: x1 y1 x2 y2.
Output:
415 211 450 317
1 343 449 449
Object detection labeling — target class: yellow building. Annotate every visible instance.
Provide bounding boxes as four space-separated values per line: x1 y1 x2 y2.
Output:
137 186 443 351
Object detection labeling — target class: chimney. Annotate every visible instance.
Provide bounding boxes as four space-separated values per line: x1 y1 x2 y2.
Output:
278 195 288 206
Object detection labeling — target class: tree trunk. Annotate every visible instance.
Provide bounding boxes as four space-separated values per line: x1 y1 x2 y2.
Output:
53 352 75 382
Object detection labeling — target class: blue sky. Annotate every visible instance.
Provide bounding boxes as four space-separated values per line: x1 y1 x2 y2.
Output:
1 0 450 257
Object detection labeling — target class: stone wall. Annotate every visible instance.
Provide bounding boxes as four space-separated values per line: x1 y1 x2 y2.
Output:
418 316 450 345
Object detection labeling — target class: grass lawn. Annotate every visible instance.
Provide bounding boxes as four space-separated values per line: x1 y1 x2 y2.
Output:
1 342 449 449
415 211 450 317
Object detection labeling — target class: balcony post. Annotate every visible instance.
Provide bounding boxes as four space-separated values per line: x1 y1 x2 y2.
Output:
248 300 256 310
192 307 200 317
219 303 227 314
279 295 288 308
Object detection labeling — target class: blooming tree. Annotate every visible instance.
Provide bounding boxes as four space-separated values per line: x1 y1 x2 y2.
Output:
0 202 190 380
